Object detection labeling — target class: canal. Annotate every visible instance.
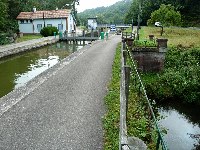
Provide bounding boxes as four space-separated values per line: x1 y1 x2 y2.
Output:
158 101 200 150
0 41 85 98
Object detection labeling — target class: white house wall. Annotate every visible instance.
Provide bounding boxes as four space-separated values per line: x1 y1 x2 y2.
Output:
18 21 33 33
18 18 69 34
33 19 67 33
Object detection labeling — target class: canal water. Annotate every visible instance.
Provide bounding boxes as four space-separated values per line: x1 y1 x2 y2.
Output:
158 101 200 150
0 41 85 98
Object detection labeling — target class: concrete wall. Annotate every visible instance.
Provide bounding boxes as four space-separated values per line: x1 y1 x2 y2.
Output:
132 50 166 72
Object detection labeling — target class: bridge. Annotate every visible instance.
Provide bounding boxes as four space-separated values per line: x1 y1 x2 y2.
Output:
97 24 131 29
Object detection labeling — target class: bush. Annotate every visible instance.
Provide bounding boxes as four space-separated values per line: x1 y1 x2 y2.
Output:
40 26 58 37
143 47 200 104
147 4 182 27
0 33 11 45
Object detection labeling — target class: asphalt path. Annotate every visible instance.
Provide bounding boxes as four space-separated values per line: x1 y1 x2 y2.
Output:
0 35 121 150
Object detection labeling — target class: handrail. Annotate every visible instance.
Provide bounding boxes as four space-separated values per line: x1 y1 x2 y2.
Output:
119 41 168 150
125 41 167 150
120 43 147 150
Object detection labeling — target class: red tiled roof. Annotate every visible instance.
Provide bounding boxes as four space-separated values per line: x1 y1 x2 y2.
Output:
16 9 71 20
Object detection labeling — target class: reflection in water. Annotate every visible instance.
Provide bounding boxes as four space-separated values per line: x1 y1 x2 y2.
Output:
157 101 200 150
0 42 85 98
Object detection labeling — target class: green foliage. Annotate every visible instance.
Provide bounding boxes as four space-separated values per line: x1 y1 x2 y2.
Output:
0 33 10 45
134 40 157 47
147 4 182 27
126 0 200 27
103 44 121 150
0 0 9 31
40 26 58 37
144 47 200 104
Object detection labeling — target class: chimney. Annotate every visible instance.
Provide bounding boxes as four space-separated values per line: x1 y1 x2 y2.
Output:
33 7 36 12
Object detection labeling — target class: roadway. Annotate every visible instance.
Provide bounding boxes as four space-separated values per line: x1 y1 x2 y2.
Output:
0 35 121 149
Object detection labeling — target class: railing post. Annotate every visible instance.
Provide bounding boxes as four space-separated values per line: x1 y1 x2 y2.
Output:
124 66 131 118
123 51 127 65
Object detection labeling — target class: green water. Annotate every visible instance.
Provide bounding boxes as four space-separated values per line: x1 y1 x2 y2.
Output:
0 42 84 98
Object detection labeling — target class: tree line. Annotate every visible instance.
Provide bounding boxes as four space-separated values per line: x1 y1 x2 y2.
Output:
125 0 200 27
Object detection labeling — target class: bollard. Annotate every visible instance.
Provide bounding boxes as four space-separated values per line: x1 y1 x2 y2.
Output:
101 32 104 40
54 32 56 38
106 32 108 40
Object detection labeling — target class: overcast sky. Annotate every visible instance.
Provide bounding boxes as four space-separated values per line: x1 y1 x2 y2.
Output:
76 0 122 12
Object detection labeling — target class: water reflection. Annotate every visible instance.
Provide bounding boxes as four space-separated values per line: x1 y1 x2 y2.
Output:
0 42 85 98
157 101 200 150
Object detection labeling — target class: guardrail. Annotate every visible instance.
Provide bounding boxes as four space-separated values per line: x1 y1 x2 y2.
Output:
119 41 168 150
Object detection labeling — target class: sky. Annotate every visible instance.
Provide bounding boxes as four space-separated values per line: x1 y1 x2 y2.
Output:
76 0 122 12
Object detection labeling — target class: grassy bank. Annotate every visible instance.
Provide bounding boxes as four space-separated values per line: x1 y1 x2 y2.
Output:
140 26 200 48
16 34 42 43
103 43 156 149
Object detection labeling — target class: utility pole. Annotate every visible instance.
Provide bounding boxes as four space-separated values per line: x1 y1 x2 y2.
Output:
136 0 142 40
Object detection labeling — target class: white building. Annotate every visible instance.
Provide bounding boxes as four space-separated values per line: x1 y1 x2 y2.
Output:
88 18 97 30
16 8 76 34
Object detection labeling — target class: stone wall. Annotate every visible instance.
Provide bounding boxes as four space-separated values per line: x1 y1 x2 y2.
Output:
0 38 59 59
131 48 166 72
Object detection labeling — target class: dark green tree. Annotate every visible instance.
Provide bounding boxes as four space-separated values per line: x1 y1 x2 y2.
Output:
147 4 182 27
0 0 8 31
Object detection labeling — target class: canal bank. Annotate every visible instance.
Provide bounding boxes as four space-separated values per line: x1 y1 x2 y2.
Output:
0 36 59 59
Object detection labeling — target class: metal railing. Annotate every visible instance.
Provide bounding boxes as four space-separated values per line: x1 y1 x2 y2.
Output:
119 42 168 150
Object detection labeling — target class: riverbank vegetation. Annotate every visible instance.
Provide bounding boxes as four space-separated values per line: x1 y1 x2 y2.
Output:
139 27 200 105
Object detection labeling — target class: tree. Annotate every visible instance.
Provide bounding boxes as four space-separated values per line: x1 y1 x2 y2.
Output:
147 4 182 27
0 0 8 31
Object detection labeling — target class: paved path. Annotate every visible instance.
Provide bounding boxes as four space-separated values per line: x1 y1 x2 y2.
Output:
0 35 121 149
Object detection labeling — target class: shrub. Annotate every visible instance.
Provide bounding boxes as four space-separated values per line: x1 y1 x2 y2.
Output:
0 33 11 45
143 47 200 104
40 26 58 37
147 4 182 27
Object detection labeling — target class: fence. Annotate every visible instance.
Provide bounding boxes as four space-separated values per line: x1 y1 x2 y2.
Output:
119 42 168 150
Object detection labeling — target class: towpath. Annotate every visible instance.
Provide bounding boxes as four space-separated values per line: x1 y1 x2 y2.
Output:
0 35 121 149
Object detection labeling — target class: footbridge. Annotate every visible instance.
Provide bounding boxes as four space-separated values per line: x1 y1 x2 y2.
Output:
97 24 131 29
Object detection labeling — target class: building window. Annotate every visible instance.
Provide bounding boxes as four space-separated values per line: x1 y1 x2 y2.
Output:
30 20 33 23
47 24 52 27
26 20 29 23
58 24 63 31
20 20 24 24
37 24 42 32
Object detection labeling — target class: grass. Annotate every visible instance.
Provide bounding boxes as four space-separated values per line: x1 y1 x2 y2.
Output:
103 43 156 149
140 26 200 48
16 34 42 43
